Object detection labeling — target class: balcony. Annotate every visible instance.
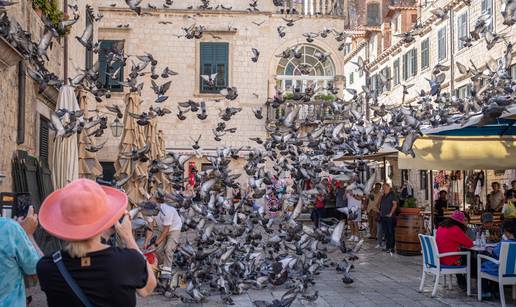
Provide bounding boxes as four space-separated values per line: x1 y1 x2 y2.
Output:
276 0 344 16
389 0 417 6
266 100 344 125
0 36 23 70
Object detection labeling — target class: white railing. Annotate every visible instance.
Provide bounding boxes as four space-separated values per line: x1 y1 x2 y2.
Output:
278 0 343 16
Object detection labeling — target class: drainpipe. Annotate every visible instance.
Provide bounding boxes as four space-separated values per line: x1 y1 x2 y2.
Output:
364 34 371 120
449 7 455 94
63 0 68 83
17 61 26 145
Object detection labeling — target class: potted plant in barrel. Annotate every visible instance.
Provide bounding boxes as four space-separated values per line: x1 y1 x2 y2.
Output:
399 197 420 215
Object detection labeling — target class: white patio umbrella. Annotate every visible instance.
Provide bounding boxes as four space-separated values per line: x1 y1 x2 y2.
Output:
50 85 80 189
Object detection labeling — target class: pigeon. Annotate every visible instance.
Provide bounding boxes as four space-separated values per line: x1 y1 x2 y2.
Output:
201 73 218 88
197 101 207 120
125 0 143 15
253 107 263 119
176 107 189 120
277 25 286 38
76 5 95 49
220 87 238 100
190 134 202 150
0 1 18 10
85 140 107 153
161 67 178 78
251 48 260 63
151 80 172 103
105 105 124 119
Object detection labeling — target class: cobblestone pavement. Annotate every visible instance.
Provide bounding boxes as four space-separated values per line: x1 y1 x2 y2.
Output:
30 239 510 307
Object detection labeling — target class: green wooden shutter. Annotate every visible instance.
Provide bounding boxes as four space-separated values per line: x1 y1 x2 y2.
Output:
200 42 228 93
411 48 417 77
39 116 49 164
99 40 124 92
403 53 408 80
98 40 110 89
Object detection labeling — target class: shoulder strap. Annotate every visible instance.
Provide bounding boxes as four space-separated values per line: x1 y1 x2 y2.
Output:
52 251 94 307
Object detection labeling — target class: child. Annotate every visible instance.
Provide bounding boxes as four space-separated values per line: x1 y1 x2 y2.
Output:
480 219 516 299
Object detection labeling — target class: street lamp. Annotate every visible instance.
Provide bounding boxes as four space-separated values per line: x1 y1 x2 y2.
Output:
110 118 123 137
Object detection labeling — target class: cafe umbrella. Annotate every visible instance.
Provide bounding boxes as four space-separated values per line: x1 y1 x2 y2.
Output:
114 92 148 204
78 90 102 179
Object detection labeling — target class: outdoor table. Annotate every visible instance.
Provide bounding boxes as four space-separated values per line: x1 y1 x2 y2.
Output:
461 243 497 279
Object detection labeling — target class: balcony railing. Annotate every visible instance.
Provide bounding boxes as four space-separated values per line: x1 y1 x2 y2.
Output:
266 100 344 124
277 0 344 16
389 0 417 6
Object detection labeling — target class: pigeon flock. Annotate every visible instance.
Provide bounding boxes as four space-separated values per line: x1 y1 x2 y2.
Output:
1 0 515 305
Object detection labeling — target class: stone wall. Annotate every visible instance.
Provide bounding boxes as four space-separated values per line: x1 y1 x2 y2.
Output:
90 4 346 169
0 1 65 192
342 0 516 207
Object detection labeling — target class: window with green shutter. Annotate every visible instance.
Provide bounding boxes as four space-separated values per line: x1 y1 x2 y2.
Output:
410 48 417 77
437 28 447 61
421 38 430 69
481 0 493 32
98 40 124 92
393 58 400 86
200 42 229 93
39 115 50 164
457 13 468 50
402 53 408 81
403 49 417 80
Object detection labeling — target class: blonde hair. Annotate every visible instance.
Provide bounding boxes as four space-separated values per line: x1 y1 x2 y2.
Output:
64 240 92 258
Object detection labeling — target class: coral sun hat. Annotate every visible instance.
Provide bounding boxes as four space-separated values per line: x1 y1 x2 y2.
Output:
39 179 128 241
449 210 466 225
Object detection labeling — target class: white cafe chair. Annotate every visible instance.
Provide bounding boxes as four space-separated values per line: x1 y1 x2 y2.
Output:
477 242 516 307
418 234 471 297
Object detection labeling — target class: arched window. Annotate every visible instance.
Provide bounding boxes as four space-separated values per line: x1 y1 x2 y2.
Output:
275 44 335 92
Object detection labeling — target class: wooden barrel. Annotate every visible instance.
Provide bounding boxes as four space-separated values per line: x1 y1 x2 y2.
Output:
395 214 425 256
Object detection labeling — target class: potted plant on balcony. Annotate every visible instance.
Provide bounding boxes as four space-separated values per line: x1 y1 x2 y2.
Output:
398 197 420 215
32 0 66 35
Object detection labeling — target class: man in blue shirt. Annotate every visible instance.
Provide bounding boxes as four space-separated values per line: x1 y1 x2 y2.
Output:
0 207 42 307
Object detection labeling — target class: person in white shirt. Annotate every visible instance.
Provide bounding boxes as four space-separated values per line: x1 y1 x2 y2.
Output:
144 199 182 280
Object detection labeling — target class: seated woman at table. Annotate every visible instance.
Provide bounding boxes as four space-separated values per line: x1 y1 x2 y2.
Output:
480 219 516 298
436 211 474 290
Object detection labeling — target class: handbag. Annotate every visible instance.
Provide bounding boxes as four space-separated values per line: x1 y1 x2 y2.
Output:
52 251 94 307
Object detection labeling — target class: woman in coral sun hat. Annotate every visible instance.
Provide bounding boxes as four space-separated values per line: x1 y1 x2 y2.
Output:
36 179 156 307
435 210 473 291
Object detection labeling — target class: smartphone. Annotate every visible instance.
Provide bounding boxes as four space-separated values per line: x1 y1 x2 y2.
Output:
14 193 32 218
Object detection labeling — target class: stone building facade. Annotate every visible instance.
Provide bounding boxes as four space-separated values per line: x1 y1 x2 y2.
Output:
88 0 348 179
0 2 62 191
342 0 516 206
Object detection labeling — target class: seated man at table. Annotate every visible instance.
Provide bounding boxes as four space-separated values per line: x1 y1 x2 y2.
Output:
478 212 501 242
436 211 474 291
480 219 516 299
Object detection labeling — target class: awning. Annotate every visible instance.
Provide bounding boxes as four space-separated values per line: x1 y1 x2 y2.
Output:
399 113 516 170
333 145 397 161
